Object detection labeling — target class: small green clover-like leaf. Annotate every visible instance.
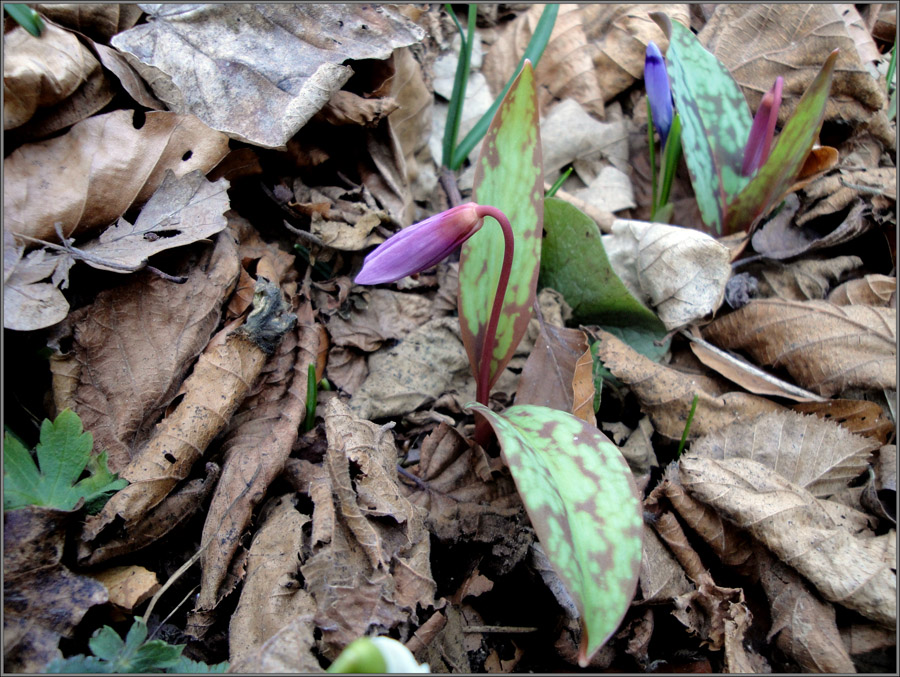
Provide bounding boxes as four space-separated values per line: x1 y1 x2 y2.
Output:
467 402 643 666
723 50 838 235
3 409 127 512
459 60 543 394
654 14 753 234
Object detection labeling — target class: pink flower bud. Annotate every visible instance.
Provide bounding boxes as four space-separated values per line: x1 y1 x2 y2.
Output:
741 76 783 176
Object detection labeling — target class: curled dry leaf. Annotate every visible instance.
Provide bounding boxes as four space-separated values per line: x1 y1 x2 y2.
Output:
700 4 885 124
799 169 895 226
284 398 436 658
4 109 229 244
388 47 433 199
3 248 71 331
792 399 896 445
4 506 109 673
197 308 325 612
80 170 230 272
679 455 897 628
48 232 240 472
111 4 424 149
704 298 896 397
516 323 595 425
33 3 143 42
604 220 731 330
747 254 864 302
594 329 784 441
3 23 113 134
227 494 319 669
689 409 878 497
83 279 295 541
828 274 897 307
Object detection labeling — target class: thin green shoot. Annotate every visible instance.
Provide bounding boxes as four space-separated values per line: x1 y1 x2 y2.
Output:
657 113 683 209
449 3 558 170
545 166 573 198
441 4 477 168
4 4 44 36
305 364 317 432
318 377 332 391
886 44 896 121
676 394 699 457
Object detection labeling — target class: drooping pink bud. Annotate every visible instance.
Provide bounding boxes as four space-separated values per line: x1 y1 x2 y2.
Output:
741 76 783 176
354 202 483 284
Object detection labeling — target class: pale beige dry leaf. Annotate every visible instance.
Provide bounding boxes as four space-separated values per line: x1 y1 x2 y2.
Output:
700 4 885 124
799 168 896 225
704 299 896 397
836 4 882 63
47 233 240 471
594 329 784 441
481 4 605 118
637 524 693 604
87 566 159 613
34 4 143 41
516 324 595 425
3 249 70 331
582 4 691 104
111 4 424 149
679 455 897 627
689 409 878 497
618 416 658 476
227 494 316 667
389 47 435 201
326 289 433 352
197 309 322 611
229 613 322 673
604 220 731 330
828 274 897 307
4 109 229 244
3 23 105 130
79 170 230 272
540 98 629 177
90 41 165 110
792 399 896 446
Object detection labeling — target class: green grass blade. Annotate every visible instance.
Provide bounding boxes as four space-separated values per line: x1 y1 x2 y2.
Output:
4 4 44 36
652 13 753 234
657 113 683 209
468 402 643 666
441 4 477 168
459 61 543 393
450 4 558 170
545 166 573 198
723 50 838 235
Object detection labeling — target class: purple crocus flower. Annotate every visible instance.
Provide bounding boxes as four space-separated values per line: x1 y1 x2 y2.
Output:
354 202 484 284
645 41 674 147
741 76 783 176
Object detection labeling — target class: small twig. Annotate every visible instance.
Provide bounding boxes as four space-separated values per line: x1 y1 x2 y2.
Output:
463 625 539 634
396 464 429 490
839 179 893 197
282 219 328 248
145 266 188 283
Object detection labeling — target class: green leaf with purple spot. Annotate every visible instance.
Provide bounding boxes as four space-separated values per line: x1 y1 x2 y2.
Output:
723 50 838 235
652 13 753 234
459 61 543 392
467 402 643 666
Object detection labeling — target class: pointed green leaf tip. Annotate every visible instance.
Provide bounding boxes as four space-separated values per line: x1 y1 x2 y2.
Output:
467 402 643 666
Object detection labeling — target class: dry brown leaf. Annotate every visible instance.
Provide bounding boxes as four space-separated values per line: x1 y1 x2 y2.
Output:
111 4 424 149
47 233 240 471
327 289 433 352
792 399 896 445
228 613 323 674
388 47 434 200
679 455 897 628
595 329 784 441
604 220 731 330
841 622 897 656
516 323 595 425
227 494 317 667
703 298 896 397
700 4 885 125
828 274 897 307
285 398 436 658
637 524 693 604
90 41 165 110
3 506 108 673
837 4 882 63
540 99 629 177
689 409 878 497
83 279 295 541
799 168 896 225
2 248 71 331
583 4 691 104
750 254 864 302
481 4 605 118
79 170 230 272
78 463 220 566
3 23 113 135
87 566 159 613
34 4 143 41
4 109 229 244
196 307 324 612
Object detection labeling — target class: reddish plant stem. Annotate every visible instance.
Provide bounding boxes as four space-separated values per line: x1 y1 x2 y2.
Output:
472 205 515 408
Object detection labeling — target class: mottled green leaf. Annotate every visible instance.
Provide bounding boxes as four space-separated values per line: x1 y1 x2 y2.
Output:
459 61 543 392
539 198 666 331
467 402 643 665
653 14 753 234
723 50 838 235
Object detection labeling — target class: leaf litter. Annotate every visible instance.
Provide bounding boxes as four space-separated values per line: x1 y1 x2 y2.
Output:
3 3 896 674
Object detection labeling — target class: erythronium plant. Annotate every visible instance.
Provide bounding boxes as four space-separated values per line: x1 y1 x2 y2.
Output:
651 13 838 236
645 40 683 222
354 61 643 666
